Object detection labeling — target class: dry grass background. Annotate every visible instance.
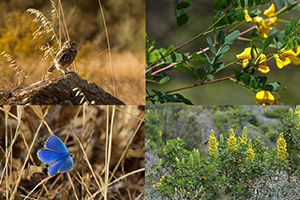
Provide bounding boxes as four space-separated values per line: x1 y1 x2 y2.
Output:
0 105 145 199
0 0 145 105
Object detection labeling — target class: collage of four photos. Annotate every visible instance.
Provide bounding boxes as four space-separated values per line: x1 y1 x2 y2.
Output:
0 0 300 199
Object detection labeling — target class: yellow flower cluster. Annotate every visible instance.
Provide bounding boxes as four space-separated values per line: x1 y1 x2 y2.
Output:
236 47 270 74
160 175 165 182
255 90 278 105
244 4 277 38
295 105 300 115
277 133 287 161
246 139 255 162
158 130 163 137
240 127 247 146
295 106 300 130
209 130 218 156
246 148 255 162
273 47 300 69
227 129 237 151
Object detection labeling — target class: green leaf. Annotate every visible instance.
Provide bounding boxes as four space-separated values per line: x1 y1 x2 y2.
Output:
256 76 267 85
159 76 170 84
240 0 245 8
150 90 194 105
177 10 189 27
209 62 225 74
213 0 230 10
217 29 225 46
217 45 230 56
248 0 254 7
171 52 176 62
196 68 207 80
159 51 166 63
207 37 216 55
265 82 281 91
203 51 211 63
176 0 192 10
192 54 207 65
262 36 273 49
233 68 240 80
250 8 261 16
255 0 261 5
212 53 223 64
224 30 240 45
241 73 251 85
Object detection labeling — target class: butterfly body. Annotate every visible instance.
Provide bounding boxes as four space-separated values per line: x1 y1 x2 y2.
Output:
37 135 74 176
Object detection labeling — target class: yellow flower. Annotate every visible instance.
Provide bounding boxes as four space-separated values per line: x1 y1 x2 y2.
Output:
254 53 270 74
236 47 270 73
255 90 278 105
253 16 263 24
264 4 276 18
277 133 287 161
158 130 162 137
252 4 277 38
240 127 247 146
209 130 218 156
243 9 252 23
274 49 300 69
267 17 277 27
228 129 237 151
295 105 300 115
236 47 255 68
246 148 255 162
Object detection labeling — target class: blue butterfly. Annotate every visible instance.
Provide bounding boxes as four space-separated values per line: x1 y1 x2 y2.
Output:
37 135 74 176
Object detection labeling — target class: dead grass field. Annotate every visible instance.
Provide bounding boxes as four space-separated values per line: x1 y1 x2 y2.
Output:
0 105 145 199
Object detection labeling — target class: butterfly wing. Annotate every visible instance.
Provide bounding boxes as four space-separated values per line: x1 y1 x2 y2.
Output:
44 135 69 154
37 149 64 164
48 158 66 176
58 156 74 173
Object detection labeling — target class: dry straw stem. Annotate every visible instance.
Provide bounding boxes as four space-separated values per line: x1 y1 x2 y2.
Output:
98 0 116 96
10 108 49 200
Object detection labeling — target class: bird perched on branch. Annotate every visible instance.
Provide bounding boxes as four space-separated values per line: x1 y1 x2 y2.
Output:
48 40 77 74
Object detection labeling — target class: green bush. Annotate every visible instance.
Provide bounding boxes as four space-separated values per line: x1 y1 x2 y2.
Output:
148 107 300 199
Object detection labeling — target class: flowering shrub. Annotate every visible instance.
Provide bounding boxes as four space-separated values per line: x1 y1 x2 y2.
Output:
147 107 300 199
146 1 300 105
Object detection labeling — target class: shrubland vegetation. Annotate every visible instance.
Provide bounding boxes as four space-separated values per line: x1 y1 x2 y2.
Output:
146 105 300 199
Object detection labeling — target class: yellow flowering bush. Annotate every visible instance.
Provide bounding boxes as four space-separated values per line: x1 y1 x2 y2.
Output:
208 130 218 157
246 140 255 162
227 129 237 151
148 107 300 199
277 133 287 161
240 126 247 146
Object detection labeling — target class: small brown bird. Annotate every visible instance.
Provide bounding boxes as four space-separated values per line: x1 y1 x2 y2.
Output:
48 40 77 74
